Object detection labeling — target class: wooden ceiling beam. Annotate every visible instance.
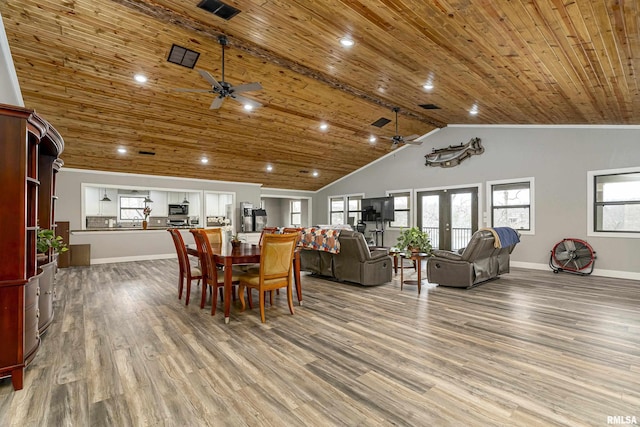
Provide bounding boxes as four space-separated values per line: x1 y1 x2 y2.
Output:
108 0 446 128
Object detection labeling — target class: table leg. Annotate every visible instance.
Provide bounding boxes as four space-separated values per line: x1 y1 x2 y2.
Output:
293 251 302 306
400 257 404 291
224 258 233 324
393 254 398 274
417 259 422 294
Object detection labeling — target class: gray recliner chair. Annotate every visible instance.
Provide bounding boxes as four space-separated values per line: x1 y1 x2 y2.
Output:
299 230 392 286
332 230 392 286
426 229 518 288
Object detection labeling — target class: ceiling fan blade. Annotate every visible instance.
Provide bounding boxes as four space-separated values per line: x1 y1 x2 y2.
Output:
231 82 263 94
198 69 222 89
405 135 423 145
232 94 262 108
210 96 225 109
174 88 212 93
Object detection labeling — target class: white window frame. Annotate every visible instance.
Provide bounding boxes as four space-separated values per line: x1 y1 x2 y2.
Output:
588 166 640 238
486 177 535 235
385 189 413 229
290 200 302 227
328 193 364 225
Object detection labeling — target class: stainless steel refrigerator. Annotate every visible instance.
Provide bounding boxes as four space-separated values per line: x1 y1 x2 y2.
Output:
252 209 267 232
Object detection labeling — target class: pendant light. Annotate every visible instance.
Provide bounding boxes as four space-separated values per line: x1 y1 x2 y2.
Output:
143 195 153 203
100 188 111 202
182 193 189 204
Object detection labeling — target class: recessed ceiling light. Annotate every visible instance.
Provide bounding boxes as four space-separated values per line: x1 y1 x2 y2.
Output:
201 157 208 164
134 74 147 83
469 104 479 115
339 37 354 47
423 82 434 90
312 171 319 177
266 164 273 172
319 123 328 131
243 104 253 111
369 136 377 143
117 147 127 154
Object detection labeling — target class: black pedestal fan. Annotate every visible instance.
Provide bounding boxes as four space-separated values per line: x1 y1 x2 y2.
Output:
549 238 596 275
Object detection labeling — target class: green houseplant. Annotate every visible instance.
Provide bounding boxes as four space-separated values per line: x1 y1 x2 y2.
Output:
396 227 432 255
37 229 68 254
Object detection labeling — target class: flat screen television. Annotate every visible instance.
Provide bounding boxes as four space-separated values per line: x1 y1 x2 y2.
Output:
361 197 394 222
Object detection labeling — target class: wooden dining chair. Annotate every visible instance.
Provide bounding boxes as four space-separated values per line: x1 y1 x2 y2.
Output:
167 229 202 306
190 229 241 314
238 233 298 323
259 226 280 247
203 227 223 245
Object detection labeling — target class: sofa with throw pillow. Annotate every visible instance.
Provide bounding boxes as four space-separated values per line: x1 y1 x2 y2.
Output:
298 228 393 286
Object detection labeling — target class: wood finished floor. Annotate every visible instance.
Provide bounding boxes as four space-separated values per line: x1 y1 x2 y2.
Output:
1 260 639 426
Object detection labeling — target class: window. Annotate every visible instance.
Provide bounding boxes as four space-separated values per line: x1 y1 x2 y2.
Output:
329 197 345 225
488 178 534 233
291 200 302 226
388 191 410 228
120 196 147 220
593 171 640 233
347 195 362 226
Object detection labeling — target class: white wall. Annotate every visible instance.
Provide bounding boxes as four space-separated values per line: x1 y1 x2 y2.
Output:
314 125 640 279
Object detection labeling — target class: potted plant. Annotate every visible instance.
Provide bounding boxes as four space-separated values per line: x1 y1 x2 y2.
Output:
230 234 242 249
396 227 432 255
142 205 152 229
37 228 68 261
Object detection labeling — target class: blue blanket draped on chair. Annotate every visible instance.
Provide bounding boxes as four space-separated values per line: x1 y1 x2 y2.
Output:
493 227 520 248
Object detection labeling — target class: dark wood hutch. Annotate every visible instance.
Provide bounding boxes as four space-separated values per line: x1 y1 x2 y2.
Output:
0 103 64 390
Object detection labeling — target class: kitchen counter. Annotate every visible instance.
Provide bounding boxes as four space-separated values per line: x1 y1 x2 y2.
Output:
73 226 197 233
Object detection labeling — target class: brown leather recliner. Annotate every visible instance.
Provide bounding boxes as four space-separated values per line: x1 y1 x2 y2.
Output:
426 229 518 288
300 230 393 286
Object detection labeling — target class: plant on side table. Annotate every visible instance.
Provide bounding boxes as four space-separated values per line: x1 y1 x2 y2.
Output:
396 227 432 255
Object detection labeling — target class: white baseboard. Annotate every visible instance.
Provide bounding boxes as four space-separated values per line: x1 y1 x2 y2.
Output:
511 261 640 281
89 253 176 265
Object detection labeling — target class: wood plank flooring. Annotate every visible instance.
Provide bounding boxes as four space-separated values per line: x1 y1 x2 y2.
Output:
1 260 639 426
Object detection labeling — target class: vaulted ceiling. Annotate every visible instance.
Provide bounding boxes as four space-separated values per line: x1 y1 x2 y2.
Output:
2 1 638 191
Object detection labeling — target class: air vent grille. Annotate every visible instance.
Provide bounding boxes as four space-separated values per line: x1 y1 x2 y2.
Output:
371 117 391 128
197 0 241 20
419 104 441 110
138 151 156 156
167 44 200 68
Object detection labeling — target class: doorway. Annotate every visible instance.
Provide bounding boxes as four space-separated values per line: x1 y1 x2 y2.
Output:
417 186 479 251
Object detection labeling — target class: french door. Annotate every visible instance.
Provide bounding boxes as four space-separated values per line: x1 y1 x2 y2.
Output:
417 187 478 251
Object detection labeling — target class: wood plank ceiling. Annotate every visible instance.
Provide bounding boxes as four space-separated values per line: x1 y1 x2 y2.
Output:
1 0 638 191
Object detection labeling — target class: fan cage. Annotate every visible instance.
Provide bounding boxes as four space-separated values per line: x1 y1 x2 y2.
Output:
549 238 596 275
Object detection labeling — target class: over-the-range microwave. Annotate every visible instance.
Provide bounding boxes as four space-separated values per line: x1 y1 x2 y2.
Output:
168 204 189 216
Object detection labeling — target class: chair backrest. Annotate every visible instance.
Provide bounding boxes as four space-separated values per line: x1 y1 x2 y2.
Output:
333 230 371 262
260 233 298 280
203 227 223 245
258 226 280 247
190 229 219 283
168 229 189 272
460 230 498 262
281 227 303 244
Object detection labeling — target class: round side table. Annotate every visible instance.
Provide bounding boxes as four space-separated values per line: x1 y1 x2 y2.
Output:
399 252 429 294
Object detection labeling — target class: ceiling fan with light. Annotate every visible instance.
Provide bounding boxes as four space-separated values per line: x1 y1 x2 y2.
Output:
390 107 422 148
174 35 263 110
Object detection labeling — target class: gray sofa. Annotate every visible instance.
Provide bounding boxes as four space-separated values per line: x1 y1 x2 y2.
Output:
299 230 393 286
426 229 519 288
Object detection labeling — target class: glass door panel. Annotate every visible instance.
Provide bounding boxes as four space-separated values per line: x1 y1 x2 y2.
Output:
418 187 478 251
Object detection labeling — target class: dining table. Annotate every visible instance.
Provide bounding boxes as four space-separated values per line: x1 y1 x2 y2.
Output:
187 242 302 323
